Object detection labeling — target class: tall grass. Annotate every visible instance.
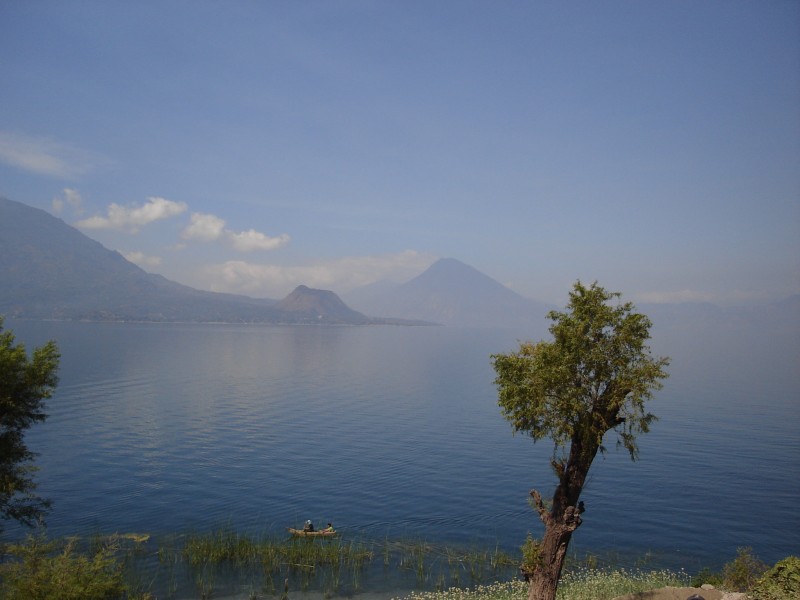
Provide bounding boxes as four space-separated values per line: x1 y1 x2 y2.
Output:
172 527 374 569
153 529 521 597
3 528 695 600
153 527 379 596
384 539 517 589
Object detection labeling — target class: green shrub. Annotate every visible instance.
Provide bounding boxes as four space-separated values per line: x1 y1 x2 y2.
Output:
520 534 541 577
722 546 768 591
0 533 126 600
691 566 723 588
750 556 800 600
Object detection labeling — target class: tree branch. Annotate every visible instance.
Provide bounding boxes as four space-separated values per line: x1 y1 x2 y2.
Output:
530 489 550 525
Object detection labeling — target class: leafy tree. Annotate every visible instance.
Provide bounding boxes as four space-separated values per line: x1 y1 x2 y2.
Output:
491 282 669 600
0 317 60 532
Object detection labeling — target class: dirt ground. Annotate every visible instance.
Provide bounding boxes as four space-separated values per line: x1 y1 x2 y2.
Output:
612 586 747 600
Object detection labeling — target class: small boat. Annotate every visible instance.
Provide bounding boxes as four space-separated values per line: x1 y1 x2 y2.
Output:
288 527 337 537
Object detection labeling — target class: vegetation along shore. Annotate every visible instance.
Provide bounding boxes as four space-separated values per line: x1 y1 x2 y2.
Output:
0 529 797 599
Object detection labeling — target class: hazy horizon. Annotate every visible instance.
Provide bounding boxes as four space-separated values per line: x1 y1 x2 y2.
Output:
1 2 798 306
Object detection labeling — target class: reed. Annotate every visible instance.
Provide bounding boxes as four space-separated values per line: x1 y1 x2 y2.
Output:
5 527 784 600
176 527 374 571
2 527 519 598
194 562 216 600
183 528 260 565
170 530 520 596
1 528 711 600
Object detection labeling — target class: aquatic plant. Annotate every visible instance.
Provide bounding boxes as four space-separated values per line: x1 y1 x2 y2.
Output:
3 526 710 600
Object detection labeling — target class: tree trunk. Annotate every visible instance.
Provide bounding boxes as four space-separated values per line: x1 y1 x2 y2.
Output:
528 520 574 600
526 498 583 600
525 432 597 600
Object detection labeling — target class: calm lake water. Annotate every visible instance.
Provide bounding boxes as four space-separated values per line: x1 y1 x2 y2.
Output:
5 316 800 597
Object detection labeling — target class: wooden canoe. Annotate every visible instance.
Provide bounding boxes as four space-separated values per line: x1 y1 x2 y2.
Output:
287 527 336 537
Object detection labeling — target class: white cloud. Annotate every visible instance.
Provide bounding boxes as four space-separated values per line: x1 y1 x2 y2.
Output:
203 250 437 298
210 261 294 296
180 211 289 253
123 251 162 267
227 229 290 252
75 196 188 232
0 131 103 178
52 188 84 215
182 212 226 241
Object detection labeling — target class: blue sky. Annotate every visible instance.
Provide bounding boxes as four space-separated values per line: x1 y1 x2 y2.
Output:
1 1 798 305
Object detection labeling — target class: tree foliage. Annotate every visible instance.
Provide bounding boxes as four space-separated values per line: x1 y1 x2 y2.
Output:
491 281 669 600
0 316 60 531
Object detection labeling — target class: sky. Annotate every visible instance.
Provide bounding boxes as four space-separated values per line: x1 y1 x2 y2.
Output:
1 1 798 305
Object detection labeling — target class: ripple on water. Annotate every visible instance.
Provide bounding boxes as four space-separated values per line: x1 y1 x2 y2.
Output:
7 320 798 574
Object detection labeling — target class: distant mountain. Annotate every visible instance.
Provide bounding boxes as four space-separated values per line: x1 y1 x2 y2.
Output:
273 285 371 324
6 197 795 332
345 258 800 336
345 257 554 332
0 197 416 325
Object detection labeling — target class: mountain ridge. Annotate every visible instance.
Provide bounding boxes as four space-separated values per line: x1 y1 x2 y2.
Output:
344 257 554 331
2 198 797 332
0 197 424 325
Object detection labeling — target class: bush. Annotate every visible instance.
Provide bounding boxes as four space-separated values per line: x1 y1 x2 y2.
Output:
750 556 800 600
722 546 768 591
520 534 541 577
690 566 723 588
0 533 125 600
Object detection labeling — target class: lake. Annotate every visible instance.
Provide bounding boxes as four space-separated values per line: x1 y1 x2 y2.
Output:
4 316 799 597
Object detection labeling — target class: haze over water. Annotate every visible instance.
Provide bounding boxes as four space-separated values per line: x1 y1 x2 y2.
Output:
7 316 800 589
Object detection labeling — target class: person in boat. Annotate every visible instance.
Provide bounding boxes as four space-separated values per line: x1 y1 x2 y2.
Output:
303 519 314 532
323 522 334 533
